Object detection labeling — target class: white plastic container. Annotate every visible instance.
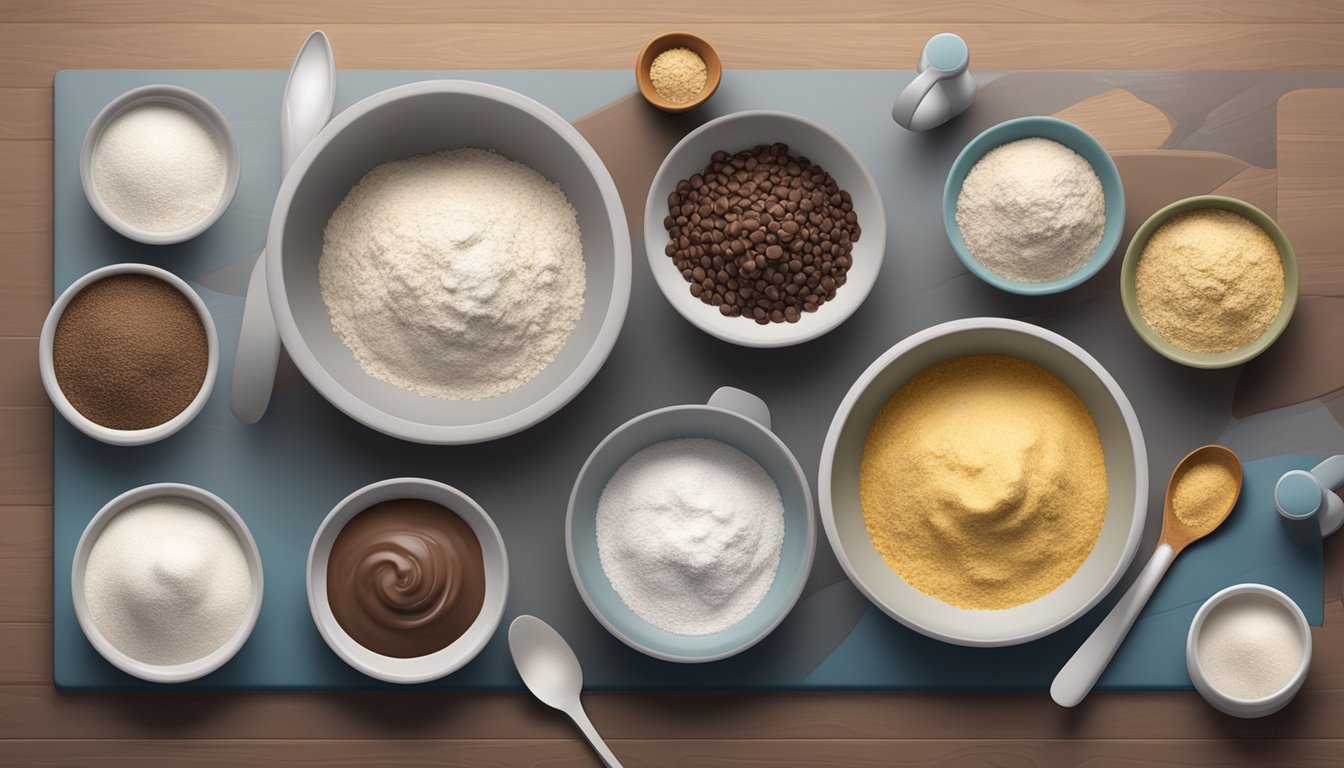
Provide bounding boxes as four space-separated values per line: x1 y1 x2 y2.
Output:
1187 583 1312 718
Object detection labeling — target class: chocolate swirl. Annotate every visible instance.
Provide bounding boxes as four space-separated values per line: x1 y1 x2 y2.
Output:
327 498 485 658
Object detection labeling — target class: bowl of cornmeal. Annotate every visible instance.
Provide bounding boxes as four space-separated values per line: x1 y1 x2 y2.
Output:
1120 195 1298 369
819 317 1148 647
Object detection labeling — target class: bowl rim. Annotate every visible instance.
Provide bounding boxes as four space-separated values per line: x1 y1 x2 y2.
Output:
1119 194 1300 369
79 83 241 245
265 78 632 445
642 109 887 348
634 31 723 113
564 399 817 663
941 115 1126 296
818 316 1148 647
70 482 264 684
305 477 510 684
1185 583 1312 717
38 262 220 446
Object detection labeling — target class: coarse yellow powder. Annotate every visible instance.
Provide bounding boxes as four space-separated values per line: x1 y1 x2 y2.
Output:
859 355 1109 610
649 47 708 104
1135 209 1285 354
1171 457 1239 530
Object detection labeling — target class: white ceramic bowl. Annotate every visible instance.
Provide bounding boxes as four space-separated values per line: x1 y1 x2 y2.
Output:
39 263 220 446
643 110 886 348
268 80 631 444
307 478 509 684
1187 583 1312 718
80 84 240 245
819 317 1148 646
71 483 264 684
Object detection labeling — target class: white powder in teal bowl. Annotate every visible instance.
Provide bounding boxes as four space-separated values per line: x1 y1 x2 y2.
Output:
595 438 784 636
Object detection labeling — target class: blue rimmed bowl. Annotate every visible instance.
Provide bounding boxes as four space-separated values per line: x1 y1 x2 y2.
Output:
942 116 1125 295
566 387 815 663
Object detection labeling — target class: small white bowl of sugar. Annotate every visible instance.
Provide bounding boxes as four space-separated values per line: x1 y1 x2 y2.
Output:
71 483 263 684
80 84 240 245
1187 583 1311 718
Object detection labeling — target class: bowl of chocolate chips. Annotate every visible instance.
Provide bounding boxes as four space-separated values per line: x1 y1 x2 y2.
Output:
644 110 885 347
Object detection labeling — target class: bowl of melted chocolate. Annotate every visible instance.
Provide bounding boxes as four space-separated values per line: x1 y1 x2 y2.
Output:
307 478 509 683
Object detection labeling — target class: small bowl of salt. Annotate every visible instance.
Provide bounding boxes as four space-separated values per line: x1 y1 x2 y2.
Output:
80 84 240 245
71 483 263 684
1187 583 1311 718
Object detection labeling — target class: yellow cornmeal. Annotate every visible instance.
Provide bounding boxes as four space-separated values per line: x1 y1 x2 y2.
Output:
859 355 1108 610
1135 209 1285 354
1171 457 1239 530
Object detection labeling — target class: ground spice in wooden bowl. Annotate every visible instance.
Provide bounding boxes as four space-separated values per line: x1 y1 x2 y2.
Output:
52 274 209 431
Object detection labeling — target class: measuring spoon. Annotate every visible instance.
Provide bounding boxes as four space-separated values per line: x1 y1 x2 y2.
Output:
230 30 335 423
1051 444 1243 707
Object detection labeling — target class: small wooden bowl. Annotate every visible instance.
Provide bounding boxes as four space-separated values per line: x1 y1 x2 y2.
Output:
635 32 722 113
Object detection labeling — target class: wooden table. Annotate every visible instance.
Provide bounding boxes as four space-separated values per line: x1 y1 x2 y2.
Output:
4 2 1344 764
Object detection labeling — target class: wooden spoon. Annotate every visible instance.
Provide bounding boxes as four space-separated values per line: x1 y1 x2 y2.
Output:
1051 445 1243 707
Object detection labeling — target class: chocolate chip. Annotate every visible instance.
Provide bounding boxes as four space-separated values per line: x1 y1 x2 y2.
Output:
661 143 861 324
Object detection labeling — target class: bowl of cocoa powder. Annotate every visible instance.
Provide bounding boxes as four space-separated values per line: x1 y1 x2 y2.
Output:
644 110 886 347
39 263 218 446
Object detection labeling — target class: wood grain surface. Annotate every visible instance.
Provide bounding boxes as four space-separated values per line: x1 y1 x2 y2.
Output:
4 2 1344 765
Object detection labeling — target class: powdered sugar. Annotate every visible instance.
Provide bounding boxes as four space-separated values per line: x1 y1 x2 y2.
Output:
595 438 784 636
955 137 1106 283
319 148 585 400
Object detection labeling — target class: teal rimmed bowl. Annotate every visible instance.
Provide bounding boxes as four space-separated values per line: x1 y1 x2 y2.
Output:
1119 195 1298 369
566 387 815 663
942 116 1125 295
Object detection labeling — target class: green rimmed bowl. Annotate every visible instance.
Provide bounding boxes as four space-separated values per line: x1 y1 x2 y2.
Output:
1120 195 1298 369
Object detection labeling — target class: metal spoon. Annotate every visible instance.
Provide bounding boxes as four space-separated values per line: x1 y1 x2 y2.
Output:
1051 445 1243 707
229 30 335 423
508 615 624 768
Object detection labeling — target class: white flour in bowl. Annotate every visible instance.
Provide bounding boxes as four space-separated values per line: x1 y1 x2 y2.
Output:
319 147 585 400
955 137 1105 283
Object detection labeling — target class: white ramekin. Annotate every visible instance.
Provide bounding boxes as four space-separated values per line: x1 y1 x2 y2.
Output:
307 478 510 684
71 483 264 684
39 263 219 446
1187 583 1312 718
80 84 240 245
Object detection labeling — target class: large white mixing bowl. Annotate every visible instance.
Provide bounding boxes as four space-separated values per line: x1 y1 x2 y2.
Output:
267 80 630 444
819 318 1148 647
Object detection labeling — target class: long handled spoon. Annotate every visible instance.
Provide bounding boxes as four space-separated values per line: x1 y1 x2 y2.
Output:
229 30 335 423
509 615 624 768
1051 445 1243 707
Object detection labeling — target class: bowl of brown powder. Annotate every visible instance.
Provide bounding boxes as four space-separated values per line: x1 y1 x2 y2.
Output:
39 263 218 446
1121 195 1299 369
819 318 1147 646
